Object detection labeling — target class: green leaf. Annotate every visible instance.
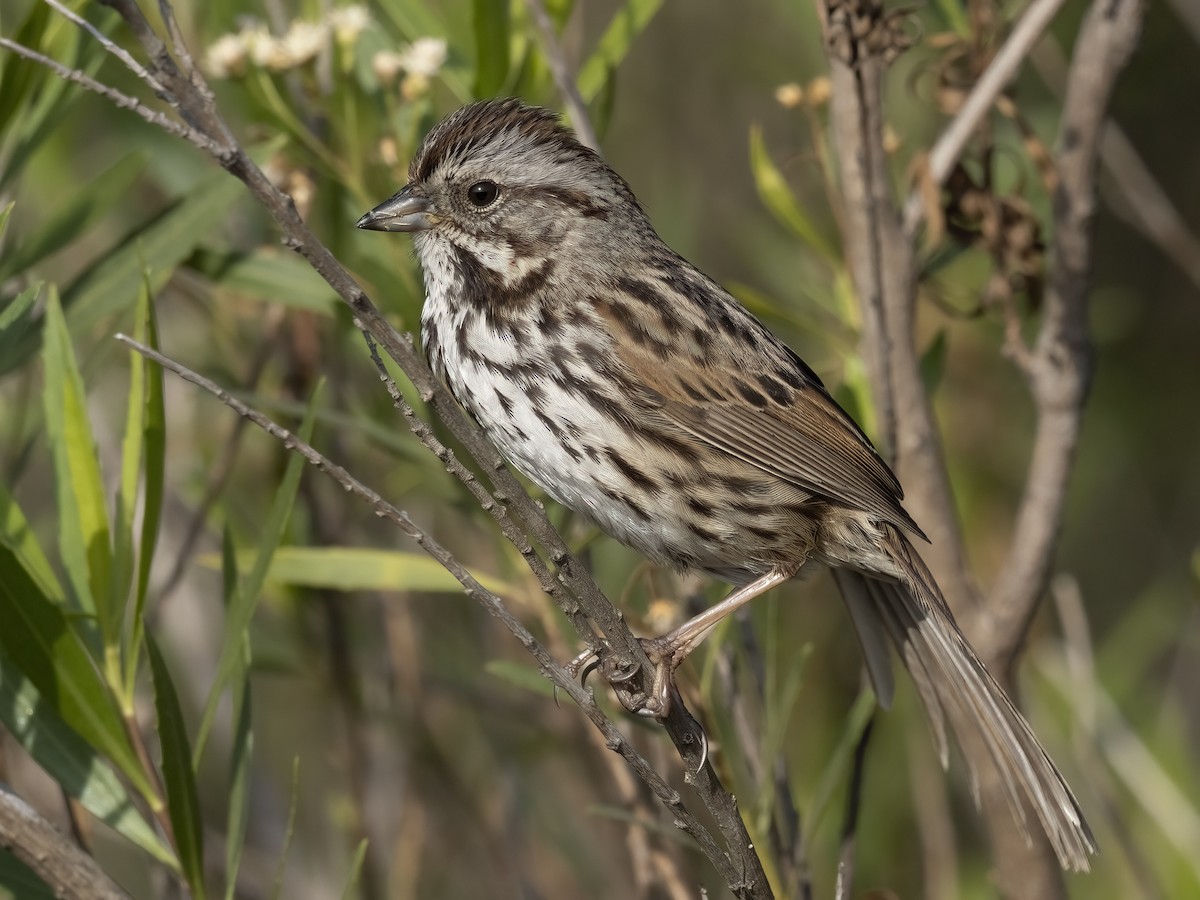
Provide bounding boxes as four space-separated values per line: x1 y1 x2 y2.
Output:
1 166 245 375
0 480 60 601
188 247 338 315
0 283 42 389
0 2 52 139
209 546 511 595
42 288 112 627
194 388 321 762
269 758 301 900
0 201 12 240
122 277 167 698
472 0 511 96
339 840 369 900
0 543 153 800
223 671 253 900
0 153 149 283
147 637 206 899
0 651 177 868
749 125 838 260
576 0 664 103
223 526 253 900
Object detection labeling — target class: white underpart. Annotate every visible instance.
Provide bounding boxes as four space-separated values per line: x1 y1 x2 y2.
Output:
415 233 709 566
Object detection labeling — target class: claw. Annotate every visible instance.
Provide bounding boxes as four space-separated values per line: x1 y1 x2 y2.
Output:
579 657 601 688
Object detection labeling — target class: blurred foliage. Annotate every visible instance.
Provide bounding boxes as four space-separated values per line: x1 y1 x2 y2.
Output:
0 0 1198 898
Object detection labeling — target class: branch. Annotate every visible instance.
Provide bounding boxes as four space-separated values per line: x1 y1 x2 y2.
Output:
901 0 1070 238
11 1 772 893
524 0 599 152
1029 35 1200 295
114 334 746 889
978 0 1144 669
822 0 978 607
0 784 131 900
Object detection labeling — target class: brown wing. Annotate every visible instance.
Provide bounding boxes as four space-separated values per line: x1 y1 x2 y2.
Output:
596 296 925 539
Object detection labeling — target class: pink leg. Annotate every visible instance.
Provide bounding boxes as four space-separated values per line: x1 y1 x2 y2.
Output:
638 567 795 717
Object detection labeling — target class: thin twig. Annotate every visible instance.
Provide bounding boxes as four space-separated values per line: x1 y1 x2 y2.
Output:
113 333 751 891
978 0 1144 668
1028 36 1200 295
41 0 166 93
0 37 219 154
0 783 131 900
902 0 1070 238
833 715 873 900
524 0 600 152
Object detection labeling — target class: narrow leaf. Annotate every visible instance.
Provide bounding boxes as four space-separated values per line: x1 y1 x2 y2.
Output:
0 282 41 363
0 153 149 282
485 659 555 697
339 840 369 900
577 0 664 103
0 651 176 868
472 0 511 96
269 758 301 900
210 546 511 595
147 637 206 899
223 672 253 900
42 288 112 629
0 544 153 799
122 276 167 697
2 166 245 375
188 247 338 315
749 125 838 260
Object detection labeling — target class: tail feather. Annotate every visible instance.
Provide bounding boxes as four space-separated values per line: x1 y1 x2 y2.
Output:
835 526 1097 872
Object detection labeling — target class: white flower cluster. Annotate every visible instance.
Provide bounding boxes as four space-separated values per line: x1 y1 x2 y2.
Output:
204 5 371 78
371 37 448 99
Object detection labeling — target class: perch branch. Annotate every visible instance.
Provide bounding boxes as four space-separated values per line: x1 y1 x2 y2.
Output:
114 334 747 889
0 784 131 900
2 0 773 893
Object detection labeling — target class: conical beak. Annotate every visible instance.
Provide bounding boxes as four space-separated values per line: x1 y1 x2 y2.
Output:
356 185 432 232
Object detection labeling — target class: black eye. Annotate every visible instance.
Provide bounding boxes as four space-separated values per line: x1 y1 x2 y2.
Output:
467 180 499 207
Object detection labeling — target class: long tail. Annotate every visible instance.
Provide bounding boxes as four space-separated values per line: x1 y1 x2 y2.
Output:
833 525 1096 872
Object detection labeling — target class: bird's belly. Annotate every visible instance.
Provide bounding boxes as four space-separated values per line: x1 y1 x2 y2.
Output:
426 309 816 581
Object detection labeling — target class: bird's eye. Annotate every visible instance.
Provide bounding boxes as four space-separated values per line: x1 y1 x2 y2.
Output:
467 180 499 208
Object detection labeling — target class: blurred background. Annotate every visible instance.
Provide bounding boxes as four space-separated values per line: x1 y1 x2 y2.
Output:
0 0 1197 898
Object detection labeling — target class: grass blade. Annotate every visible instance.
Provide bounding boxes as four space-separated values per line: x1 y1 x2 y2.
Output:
147 636 206 899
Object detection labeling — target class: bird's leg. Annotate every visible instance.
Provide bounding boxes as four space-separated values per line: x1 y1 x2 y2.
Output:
637 567 795 718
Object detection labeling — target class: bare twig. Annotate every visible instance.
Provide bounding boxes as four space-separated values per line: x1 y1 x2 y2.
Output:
833 716 873 900
1029 37 1200 295
901 0 1070 238
1 0 776 890
114 333 753 890
823 0 978 606
0 783 131 900
978 0 1144 668
524 0 599 152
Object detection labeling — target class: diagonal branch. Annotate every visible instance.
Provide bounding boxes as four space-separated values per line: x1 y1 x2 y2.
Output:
525 0 599 152
0 784 131 900
901 0 1071 239
114 334 745 889
4 0 773 894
